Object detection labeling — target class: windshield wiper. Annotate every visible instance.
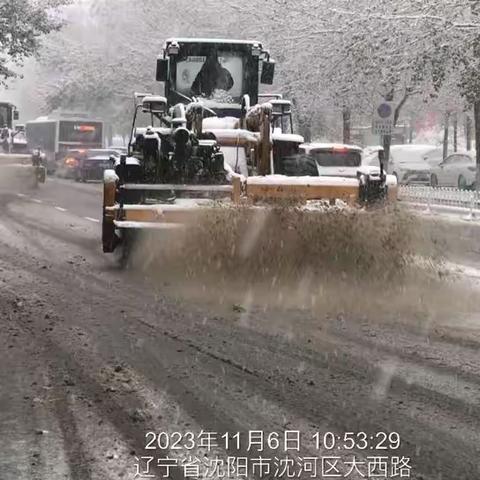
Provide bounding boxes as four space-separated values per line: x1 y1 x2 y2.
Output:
171 89 193 103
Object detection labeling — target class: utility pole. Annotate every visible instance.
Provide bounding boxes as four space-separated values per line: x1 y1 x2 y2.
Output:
382 90 395 164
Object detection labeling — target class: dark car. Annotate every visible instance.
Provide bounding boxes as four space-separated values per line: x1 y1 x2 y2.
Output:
57 149 120 181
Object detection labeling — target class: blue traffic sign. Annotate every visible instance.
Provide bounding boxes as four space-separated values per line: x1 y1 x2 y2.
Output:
377 103 393 119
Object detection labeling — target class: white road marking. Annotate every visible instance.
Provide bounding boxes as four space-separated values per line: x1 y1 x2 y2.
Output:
55 206 68 212
84 217 100 223
32 199 43 204
16 193 27 198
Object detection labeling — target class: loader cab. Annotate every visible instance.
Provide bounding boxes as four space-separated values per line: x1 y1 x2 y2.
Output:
257 94 294 135
156 38 276 118
271 99 293 135
272 133 305 175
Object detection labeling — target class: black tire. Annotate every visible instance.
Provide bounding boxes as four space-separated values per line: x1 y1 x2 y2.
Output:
430 174 438 188
458 175 467 190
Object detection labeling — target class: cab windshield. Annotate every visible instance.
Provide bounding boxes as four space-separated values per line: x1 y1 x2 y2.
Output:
175 49 246 103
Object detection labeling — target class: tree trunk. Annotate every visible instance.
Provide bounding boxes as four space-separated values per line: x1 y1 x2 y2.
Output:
453 113 458 152
474 102 480 191
466 114 473 151
342 107 351 144
409 119 414 144
107 123 113 147
298 119 312 143
443 112 450 161
471 0 480 194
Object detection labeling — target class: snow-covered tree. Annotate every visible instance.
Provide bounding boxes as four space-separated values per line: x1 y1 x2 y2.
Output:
25 0 480 150
0 0 69 85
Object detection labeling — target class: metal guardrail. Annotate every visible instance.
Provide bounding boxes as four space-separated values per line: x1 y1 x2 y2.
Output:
400 185 479 209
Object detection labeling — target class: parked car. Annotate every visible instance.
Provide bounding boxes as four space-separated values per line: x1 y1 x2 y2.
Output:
297 143 366 177
430 150 477 189
274 142 390 176
107 145 128 156
423 147 451 168
57 148 120 181
387 145 438 185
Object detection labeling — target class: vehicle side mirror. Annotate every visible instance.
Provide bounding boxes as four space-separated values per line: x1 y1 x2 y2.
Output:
261 60 275 85
156 58 169 82
13 111 19 121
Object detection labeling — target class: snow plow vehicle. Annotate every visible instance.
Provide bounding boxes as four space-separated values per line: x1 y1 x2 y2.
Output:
0 103 46 189
102 38 397 256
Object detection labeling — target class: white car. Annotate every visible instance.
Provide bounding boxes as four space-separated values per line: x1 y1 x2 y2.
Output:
387 145 437 185
299 143 383 177
430 151 477 189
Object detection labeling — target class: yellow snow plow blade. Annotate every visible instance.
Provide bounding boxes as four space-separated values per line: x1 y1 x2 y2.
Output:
241 177 398 204
102 170 398 253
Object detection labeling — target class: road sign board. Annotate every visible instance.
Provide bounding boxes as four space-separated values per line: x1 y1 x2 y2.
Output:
372 101 395 135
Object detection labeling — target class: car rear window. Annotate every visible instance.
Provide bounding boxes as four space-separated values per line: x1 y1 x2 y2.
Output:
311 150 361 167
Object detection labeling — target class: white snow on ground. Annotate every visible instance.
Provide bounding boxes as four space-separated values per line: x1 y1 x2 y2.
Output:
442 260 480 281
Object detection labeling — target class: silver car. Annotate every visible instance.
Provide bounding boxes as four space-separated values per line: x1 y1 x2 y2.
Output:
430 151 477 189
387 145 436 185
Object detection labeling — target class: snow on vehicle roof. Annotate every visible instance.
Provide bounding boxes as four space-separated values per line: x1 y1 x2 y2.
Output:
445 150 477 161
301 143 363 152
272 133 305 143
165 38 261 46
390 145 440 164
202 116 238 130
390 144 438 152
363 145 383 152
28 115 103 123
205 128 259 143
87 155 114 160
